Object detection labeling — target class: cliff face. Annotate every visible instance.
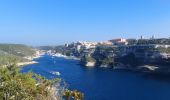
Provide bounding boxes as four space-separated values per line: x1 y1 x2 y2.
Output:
52 43 170 73
80 46 116 67
85 62 96 67
80 55 96 67
80 45 170 74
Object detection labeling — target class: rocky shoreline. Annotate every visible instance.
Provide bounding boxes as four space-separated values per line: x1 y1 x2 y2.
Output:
45 47 170 75
81 60 170 75
17 51 44 67
17 61 38 66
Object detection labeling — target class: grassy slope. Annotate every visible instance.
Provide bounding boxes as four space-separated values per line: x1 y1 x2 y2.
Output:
0 44 36 65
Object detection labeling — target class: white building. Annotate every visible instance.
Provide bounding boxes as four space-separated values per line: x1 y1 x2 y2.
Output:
109 38 128 45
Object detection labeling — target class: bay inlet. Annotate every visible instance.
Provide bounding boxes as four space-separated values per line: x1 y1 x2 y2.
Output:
22 55 170 100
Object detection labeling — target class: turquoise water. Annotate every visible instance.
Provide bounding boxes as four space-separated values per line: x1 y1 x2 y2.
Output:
22 55 170 100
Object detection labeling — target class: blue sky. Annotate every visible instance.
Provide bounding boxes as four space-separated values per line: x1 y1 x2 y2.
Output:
0 0 170 45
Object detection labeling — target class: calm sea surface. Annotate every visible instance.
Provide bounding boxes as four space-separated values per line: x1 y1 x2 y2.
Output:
21 55 170 100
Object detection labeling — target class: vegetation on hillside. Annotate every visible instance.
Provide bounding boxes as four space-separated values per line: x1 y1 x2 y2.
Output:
127 38 170 45
0 57 84 100
63 89 84 100
0 44 35 57
0 61 60 100
0 44 36 65
37 46 57 51
0 54 21 66
91 46 116 67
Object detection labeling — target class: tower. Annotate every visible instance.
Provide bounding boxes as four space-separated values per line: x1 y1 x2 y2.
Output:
140 35 144 39
151 35 155 39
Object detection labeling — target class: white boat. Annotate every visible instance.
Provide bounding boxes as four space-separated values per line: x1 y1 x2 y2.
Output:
51 71 61 76
53 53 66 58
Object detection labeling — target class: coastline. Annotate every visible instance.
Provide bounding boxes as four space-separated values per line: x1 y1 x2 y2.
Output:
17 53 43 67
52 53 80 60
17 61 38 66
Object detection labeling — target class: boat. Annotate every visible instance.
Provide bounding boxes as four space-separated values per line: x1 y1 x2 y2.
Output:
51 71 61 76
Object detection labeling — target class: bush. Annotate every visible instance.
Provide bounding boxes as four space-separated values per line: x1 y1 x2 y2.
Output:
0 62 60 100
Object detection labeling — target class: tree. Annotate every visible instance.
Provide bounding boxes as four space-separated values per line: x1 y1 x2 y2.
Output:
63 89 84 100
0 61 60 100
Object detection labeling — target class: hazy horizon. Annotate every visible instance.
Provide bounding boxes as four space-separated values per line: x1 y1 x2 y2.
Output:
0 0 170 45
